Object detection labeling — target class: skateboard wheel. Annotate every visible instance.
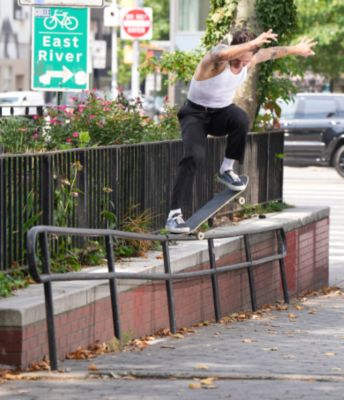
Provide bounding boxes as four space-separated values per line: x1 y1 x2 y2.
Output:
197 232 205 240
238 197 246 205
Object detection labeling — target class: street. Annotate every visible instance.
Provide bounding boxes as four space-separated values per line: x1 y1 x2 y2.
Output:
283 166 344 285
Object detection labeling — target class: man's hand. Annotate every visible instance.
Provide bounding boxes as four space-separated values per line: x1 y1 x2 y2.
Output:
252 29 278 48
293 37 317 57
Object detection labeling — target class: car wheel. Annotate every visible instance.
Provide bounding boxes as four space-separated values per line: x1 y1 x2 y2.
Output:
333 145 344 178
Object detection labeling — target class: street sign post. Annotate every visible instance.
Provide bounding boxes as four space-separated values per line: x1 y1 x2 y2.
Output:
32 7 89 91
19 0 104 7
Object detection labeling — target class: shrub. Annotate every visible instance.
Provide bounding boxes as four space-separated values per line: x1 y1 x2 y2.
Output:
0 91 181 154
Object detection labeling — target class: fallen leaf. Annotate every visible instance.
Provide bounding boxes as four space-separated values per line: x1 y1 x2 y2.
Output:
122 375 136 380
294 304 304 311
88 363 98 371
263 347 279 351
288 313 297 319
193 364 209 370
200 377 217 389
172 333 184 339
324 352 336 357
276 304 289 311
189 382 202 390
242 338 253 344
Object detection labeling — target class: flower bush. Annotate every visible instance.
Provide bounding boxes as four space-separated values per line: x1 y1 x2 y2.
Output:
0 91 181 154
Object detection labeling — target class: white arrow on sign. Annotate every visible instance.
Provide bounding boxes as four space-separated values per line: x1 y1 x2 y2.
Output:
39 65 74 84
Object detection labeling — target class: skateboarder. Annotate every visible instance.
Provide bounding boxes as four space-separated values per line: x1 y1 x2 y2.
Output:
166 28 316 233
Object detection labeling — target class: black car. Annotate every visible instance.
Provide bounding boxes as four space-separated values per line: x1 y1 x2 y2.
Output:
280 93 344 177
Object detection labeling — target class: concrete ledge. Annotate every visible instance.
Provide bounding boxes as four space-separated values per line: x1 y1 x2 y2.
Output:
0 206 330 367
0 206 329 328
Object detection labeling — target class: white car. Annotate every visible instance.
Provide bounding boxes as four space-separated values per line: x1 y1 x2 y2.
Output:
0 91 45 116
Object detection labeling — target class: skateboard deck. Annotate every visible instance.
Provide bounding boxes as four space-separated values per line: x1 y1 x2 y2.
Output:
185 175 249 239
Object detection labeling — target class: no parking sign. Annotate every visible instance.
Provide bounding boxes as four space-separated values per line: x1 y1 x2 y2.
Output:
120 7 153 40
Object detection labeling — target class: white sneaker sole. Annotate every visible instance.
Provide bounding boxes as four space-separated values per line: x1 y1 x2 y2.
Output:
165 226 190 234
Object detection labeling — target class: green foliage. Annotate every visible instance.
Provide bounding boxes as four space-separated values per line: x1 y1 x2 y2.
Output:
0 270 30 298
294 0 344 79
202 0 239 49
255 0 299 130
0 117 44 153
144 0 169 40
0 92 181 154
114 207 155 258
141 50 203 84
234 200 293 220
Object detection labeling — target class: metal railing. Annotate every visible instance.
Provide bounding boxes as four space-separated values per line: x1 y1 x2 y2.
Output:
0 132 284 271
27 224 289 371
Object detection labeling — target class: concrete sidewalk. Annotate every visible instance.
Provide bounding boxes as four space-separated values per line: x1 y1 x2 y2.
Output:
1 285 344 399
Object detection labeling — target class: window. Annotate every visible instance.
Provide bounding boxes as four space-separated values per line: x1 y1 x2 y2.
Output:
278 98 297 119
337 98 344 118
14 3 25 20
178 0 209 32
302 98 336 119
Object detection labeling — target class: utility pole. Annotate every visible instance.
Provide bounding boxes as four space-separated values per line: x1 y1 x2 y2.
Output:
131 0 143 99
168 0 177 105
111 0 118 97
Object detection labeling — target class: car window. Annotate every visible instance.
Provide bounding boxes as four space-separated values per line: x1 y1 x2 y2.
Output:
337 98 344 117
0 97 19 105
278 98 297 119
302 98 336 119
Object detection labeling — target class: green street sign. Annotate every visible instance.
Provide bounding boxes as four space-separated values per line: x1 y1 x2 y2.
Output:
32 7 89 91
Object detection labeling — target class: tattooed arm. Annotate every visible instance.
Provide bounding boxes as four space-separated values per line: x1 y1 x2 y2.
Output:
250 37 317 67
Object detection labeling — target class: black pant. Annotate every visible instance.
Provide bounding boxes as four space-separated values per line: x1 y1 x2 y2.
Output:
171 100 249 210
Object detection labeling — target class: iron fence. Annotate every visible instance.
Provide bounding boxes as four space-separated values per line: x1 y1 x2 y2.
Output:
0 105 44 119
0 131 284 271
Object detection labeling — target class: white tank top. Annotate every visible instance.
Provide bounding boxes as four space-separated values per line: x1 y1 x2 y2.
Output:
187 66 248 108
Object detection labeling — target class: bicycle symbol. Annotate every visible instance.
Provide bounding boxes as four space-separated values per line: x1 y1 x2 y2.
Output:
43 10 79 31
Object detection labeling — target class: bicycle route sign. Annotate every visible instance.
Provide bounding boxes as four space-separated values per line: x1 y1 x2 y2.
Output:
32 7 90 91
19 0 104 7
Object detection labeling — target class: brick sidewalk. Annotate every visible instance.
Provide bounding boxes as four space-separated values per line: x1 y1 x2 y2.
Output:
1 286 344 399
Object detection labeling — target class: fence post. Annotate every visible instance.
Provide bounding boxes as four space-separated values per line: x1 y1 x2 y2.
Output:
76 151 88 228
40 155 53 225
0 159 4 270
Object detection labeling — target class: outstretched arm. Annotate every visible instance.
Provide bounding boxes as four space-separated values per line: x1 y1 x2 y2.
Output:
201 29 278 70
250 37 316 67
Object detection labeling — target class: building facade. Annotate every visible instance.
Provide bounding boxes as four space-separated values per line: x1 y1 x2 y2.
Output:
0 1 32 91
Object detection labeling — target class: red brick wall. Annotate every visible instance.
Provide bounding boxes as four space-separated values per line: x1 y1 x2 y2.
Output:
0 218 329 369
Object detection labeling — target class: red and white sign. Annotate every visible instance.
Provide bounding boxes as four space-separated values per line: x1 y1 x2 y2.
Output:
120 7 153 40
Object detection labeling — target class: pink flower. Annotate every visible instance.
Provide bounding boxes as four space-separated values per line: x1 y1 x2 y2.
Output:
89 114 96 120
66 138 72 143
32 115 39 120
72 132 79 138
78 104 86 112
32 133 39 140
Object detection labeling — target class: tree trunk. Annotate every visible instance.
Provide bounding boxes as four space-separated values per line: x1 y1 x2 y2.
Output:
233 0 261 129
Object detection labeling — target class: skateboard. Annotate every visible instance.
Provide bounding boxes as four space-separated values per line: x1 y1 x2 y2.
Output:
184 175 249 240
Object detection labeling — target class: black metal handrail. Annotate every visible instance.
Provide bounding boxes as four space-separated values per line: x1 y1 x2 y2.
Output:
27 224 289 371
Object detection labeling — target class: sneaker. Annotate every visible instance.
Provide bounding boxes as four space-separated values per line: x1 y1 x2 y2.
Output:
165 213 190 234
217 170 247 191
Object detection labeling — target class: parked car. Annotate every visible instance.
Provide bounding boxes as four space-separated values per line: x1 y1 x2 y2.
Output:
279 93 344 177
0 91 45 117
